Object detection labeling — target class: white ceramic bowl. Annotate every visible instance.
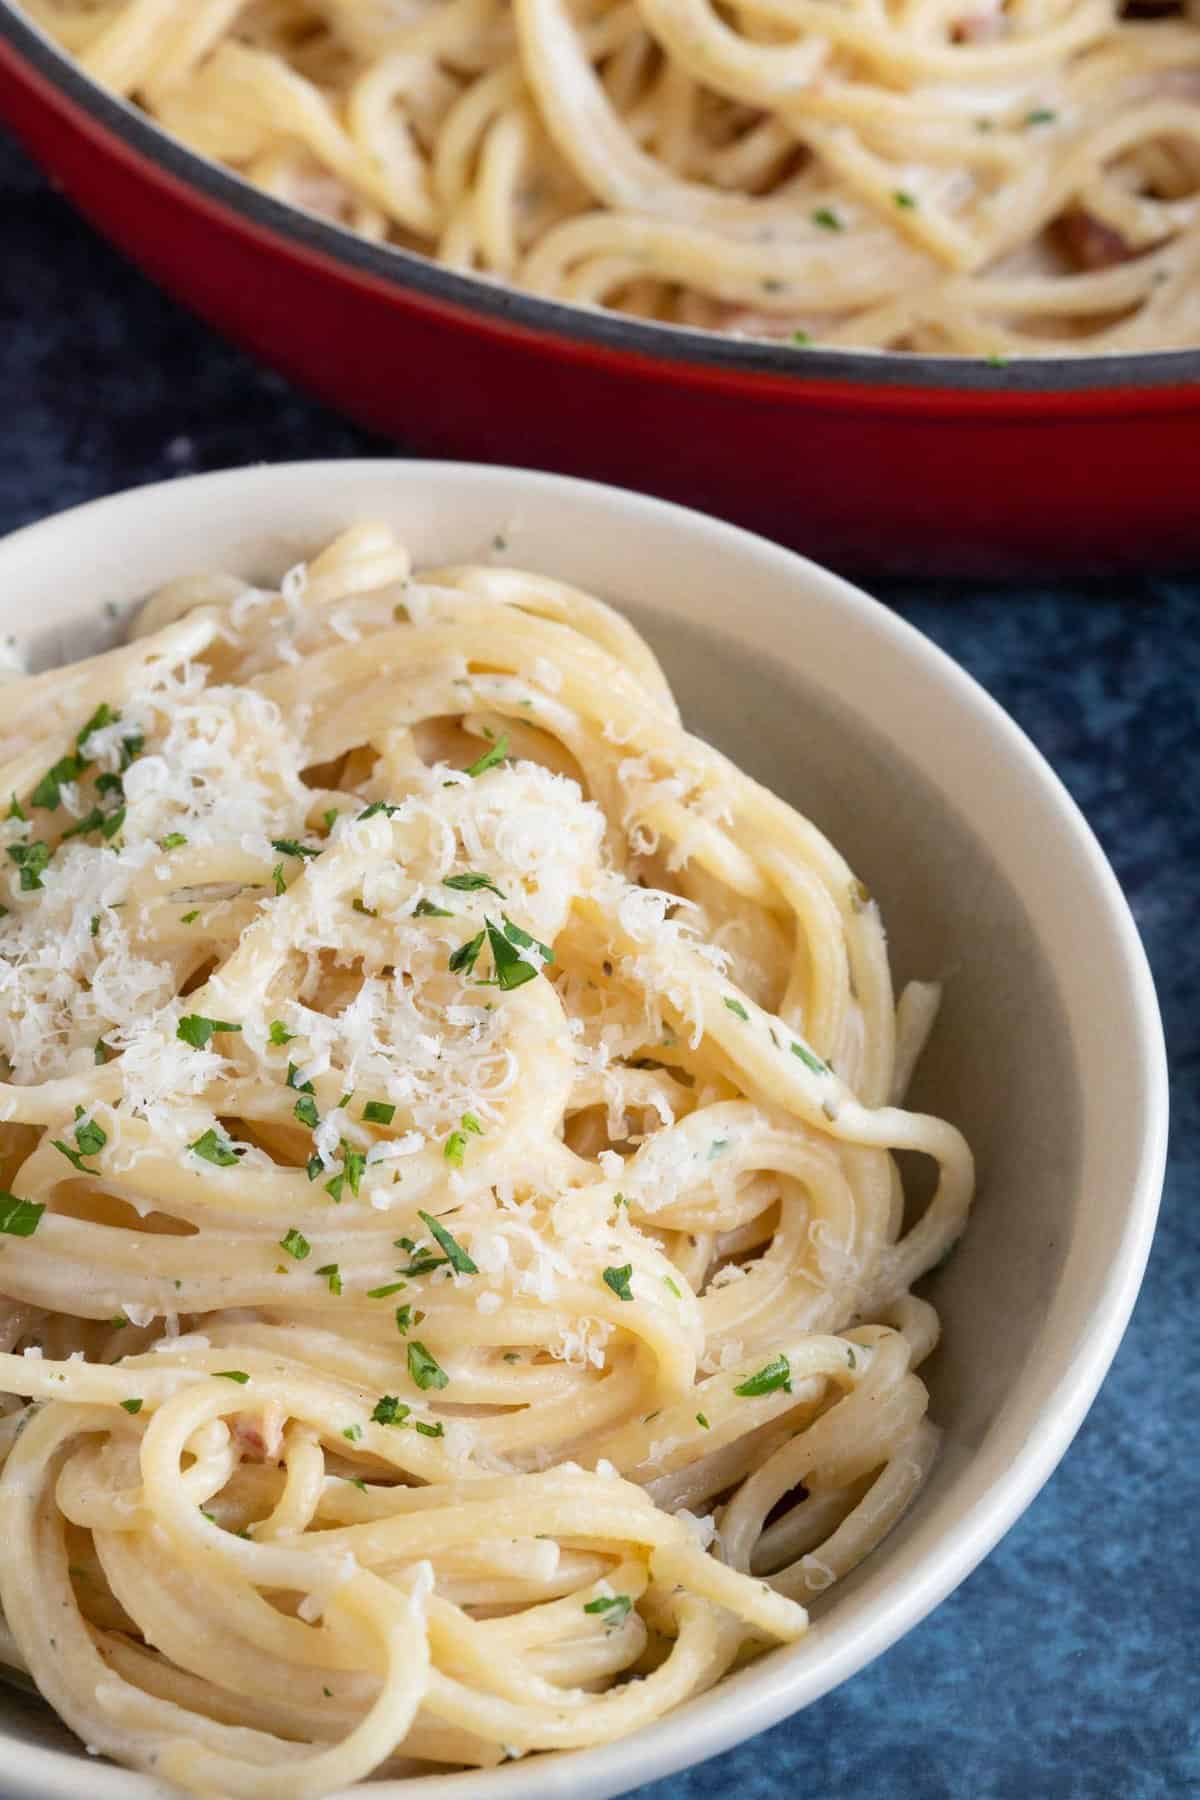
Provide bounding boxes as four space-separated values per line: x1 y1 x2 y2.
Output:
0 463 1168 1800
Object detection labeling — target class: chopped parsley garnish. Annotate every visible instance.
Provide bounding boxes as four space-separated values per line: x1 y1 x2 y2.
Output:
407 1341 448 1390
461 1112 483 1136
362 1099 394 1125
32 752 86 812
413 898 453 917
306 1154 323 1181
214 1370 250 1384
72 1107 106 1158
663 1276 682 1298
790 1041 827 1075
415 1420 444 1438
372 1395 410 1426
352 897 376 917
271 838 320 860
893 189 918 209
343 1478 367 1493
463 733 509 778
734 1354 793 1397
443 1130 467 1167
271 863 286 896
294 1095 320 1130
7 841 50 890
696 1412 710 1429
342 1423 363 1442
177 1015 242 1049
444 872 506 897
159 832 188 850
486 915 552 991
315 1262 343 1295
418 1209 478 1276
583 1594 632 1625
323 809 339 832
792 330 812 346
342 1147 366 1197
1025 107 1056 125
89 914 101 938
94 1038 111 1065
603 1264 634 1303
366 1280 408 1298
280 1227 310 1261
269 1021 293 1046
100 807 126 841
812 207 842 231
120 1398 144 1415
51 1136 99 1176
400 1254 444 1277
180 910 199 924
187 1128 242 1167
356 801 400 820
0 1194 44 1237
61 808 105 841
723 997 749 1021
448 929 484 976
286 1062 313 1092
395 1304 413 1333
325 1173 346 1203
7 795 24 821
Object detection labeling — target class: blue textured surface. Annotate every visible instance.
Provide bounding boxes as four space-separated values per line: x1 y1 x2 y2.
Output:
2 128 1197 1800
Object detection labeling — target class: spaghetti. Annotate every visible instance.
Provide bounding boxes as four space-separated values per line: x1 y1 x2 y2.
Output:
0 522 972 1794
21 0 1200 353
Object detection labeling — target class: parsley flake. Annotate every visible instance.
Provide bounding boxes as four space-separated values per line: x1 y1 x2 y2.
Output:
177 1015 242 1049
362 1099 395 1125
444 872 506 897
790 1041 827 1075
7 841 50 890
371 1395 410 1426
463 733 509 778
120 1398 144 1415
418 1209 478 1276
448 930 485 976
723 997 749 1021
268 1021 293 1046
0 1194 44 1236
734 1355 793 1397
603 1264 634 1303
315 1262 343 1295
407 1341 448 1390
280 1227 310 1261
214 1370 250 1384
583 1594 632 1625
188 1128 242 1167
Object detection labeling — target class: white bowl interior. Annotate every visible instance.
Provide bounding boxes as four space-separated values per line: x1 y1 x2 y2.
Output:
0 463 1167 1800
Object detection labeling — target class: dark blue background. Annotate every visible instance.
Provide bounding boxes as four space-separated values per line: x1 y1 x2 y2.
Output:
2 129 1196 1800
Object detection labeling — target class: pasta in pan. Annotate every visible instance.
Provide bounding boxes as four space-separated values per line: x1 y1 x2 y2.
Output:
0 522 972 1795
21 0 1200 353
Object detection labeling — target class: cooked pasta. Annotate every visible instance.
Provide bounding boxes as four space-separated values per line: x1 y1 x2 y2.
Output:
0 521 972 1795
21 0 1200 353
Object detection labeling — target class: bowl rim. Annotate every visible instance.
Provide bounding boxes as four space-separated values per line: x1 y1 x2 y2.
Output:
2 2 1199 399
0 460 1170 1800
